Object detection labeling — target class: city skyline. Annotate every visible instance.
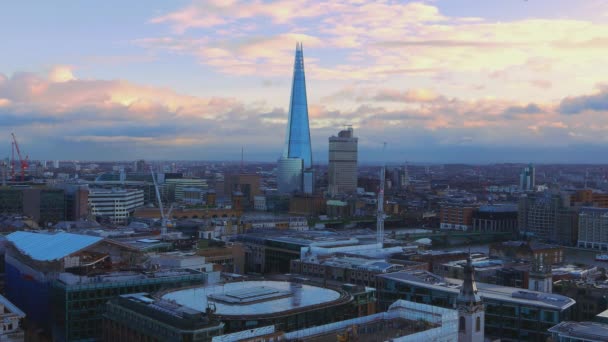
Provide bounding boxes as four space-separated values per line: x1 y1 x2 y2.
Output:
3 1 608 162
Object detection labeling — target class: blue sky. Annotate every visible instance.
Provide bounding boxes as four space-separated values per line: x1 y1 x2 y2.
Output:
2 0 608 163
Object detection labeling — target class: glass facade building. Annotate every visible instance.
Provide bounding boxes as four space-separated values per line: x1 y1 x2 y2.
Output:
278 43 314 194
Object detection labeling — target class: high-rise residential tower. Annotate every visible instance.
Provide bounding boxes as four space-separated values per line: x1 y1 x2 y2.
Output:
278 43 314 194
328 126 358 196
520 163 535 192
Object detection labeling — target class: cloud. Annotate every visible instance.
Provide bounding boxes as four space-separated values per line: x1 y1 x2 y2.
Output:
48 66 76 83
559 88 608 114
372 88 441 103
4 64 608 161
502 103 544 119
138 0 608 105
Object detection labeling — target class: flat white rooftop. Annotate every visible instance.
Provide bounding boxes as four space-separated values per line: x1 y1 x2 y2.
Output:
162 280 343 316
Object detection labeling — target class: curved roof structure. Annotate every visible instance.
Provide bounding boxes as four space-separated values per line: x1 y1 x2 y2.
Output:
162 280 346 317
6 231 102 261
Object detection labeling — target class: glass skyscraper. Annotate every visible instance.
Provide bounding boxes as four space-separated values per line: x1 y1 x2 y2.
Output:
278 43 314 194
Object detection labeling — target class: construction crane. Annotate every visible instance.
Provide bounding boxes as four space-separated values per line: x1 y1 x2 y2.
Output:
377 142 386 247
150 166 173 235
11 133 28 182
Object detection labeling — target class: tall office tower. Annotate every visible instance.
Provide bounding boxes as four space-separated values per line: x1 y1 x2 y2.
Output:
328 126 358 196
277 43 314 194
520 163 535 191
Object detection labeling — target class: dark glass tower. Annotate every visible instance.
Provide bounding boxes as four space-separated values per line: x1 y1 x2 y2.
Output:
278 43 314 194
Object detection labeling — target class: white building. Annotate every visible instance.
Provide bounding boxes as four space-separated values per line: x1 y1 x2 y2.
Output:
328 127 358 196
578 207 608 250
88 188 144 224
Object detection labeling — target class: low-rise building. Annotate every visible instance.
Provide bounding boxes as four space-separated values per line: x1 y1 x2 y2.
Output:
377 270 576 341
213 300 458 342
548 321 608 342
104 293 224 342
489 240 564 264
162 280 367 333
439 204 477 231
291 255 405 287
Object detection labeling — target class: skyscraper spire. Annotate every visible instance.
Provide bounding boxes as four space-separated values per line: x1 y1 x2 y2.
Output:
278 42 314 194
284 42 312 168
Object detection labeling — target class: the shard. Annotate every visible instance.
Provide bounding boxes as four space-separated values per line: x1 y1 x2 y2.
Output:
277 43 314 194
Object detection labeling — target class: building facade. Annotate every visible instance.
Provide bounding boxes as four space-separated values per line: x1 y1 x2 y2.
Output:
377 270 575 342
518 192 577 245
577 207 608 250
104 293 224 342
440 204 477 231
471 204 518 234
328 127 358 196
277 43 314 195
89 188 144 224
520 163 535 192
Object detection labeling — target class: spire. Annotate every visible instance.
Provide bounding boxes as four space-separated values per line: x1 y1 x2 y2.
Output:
283 42 312 169
457 256 482 306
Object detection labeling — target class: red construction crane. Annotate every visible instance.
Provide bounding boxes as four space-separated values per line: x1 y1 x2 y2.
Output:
11 133 28 182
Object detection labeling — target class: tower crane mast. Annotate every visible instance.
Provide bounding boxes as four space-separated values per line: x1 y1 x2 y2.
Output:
150 166 168 235
11 133 28 182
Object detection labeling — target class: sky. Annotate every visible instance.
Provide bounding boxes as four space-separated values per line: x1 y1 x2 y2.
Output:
2 0 608 163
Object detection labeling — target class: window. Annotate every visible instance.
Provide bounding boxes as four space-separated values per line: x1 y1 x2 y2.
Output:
459 316 465 332
476 317 481 332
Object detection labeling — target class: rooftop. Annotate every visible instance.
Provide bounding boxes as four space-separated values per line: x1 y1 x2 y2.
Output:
318 256 402 273
162 280 347 317
379 271 575 310
6 231 103 261
478 204 518 212
548 321 608 340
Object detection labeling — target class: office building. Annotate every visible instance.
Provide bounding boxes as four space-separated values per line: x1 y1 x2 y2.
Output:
277 43 314 195
440 204 478 231
377 270 575 341
489 240 564 264
213 300 458 342
518 192 577 244
520 163 535 191
55 183 89 220
0 187 66 225
471 204 518 234
88 188 144 224
548 321 608 342
165 178 208 202
133 159 146 172
291 255 405 287
328 126 358 196
104 293 224 342
553 280 608 321
578 207 608 250
162 280 369 333
224 173 261 208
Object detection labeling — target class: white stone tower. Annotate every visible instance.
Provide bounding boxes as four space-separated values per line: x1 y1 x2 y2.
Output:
457 256 485 342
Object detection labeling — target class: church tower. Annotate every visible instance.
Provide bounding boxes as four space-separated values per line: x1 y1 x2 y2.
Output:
529 254 553 293
457 256 485 342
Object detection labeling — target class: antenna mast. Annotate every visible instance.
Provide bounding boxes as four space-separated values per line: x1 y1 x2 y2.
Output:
377 142 387 247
